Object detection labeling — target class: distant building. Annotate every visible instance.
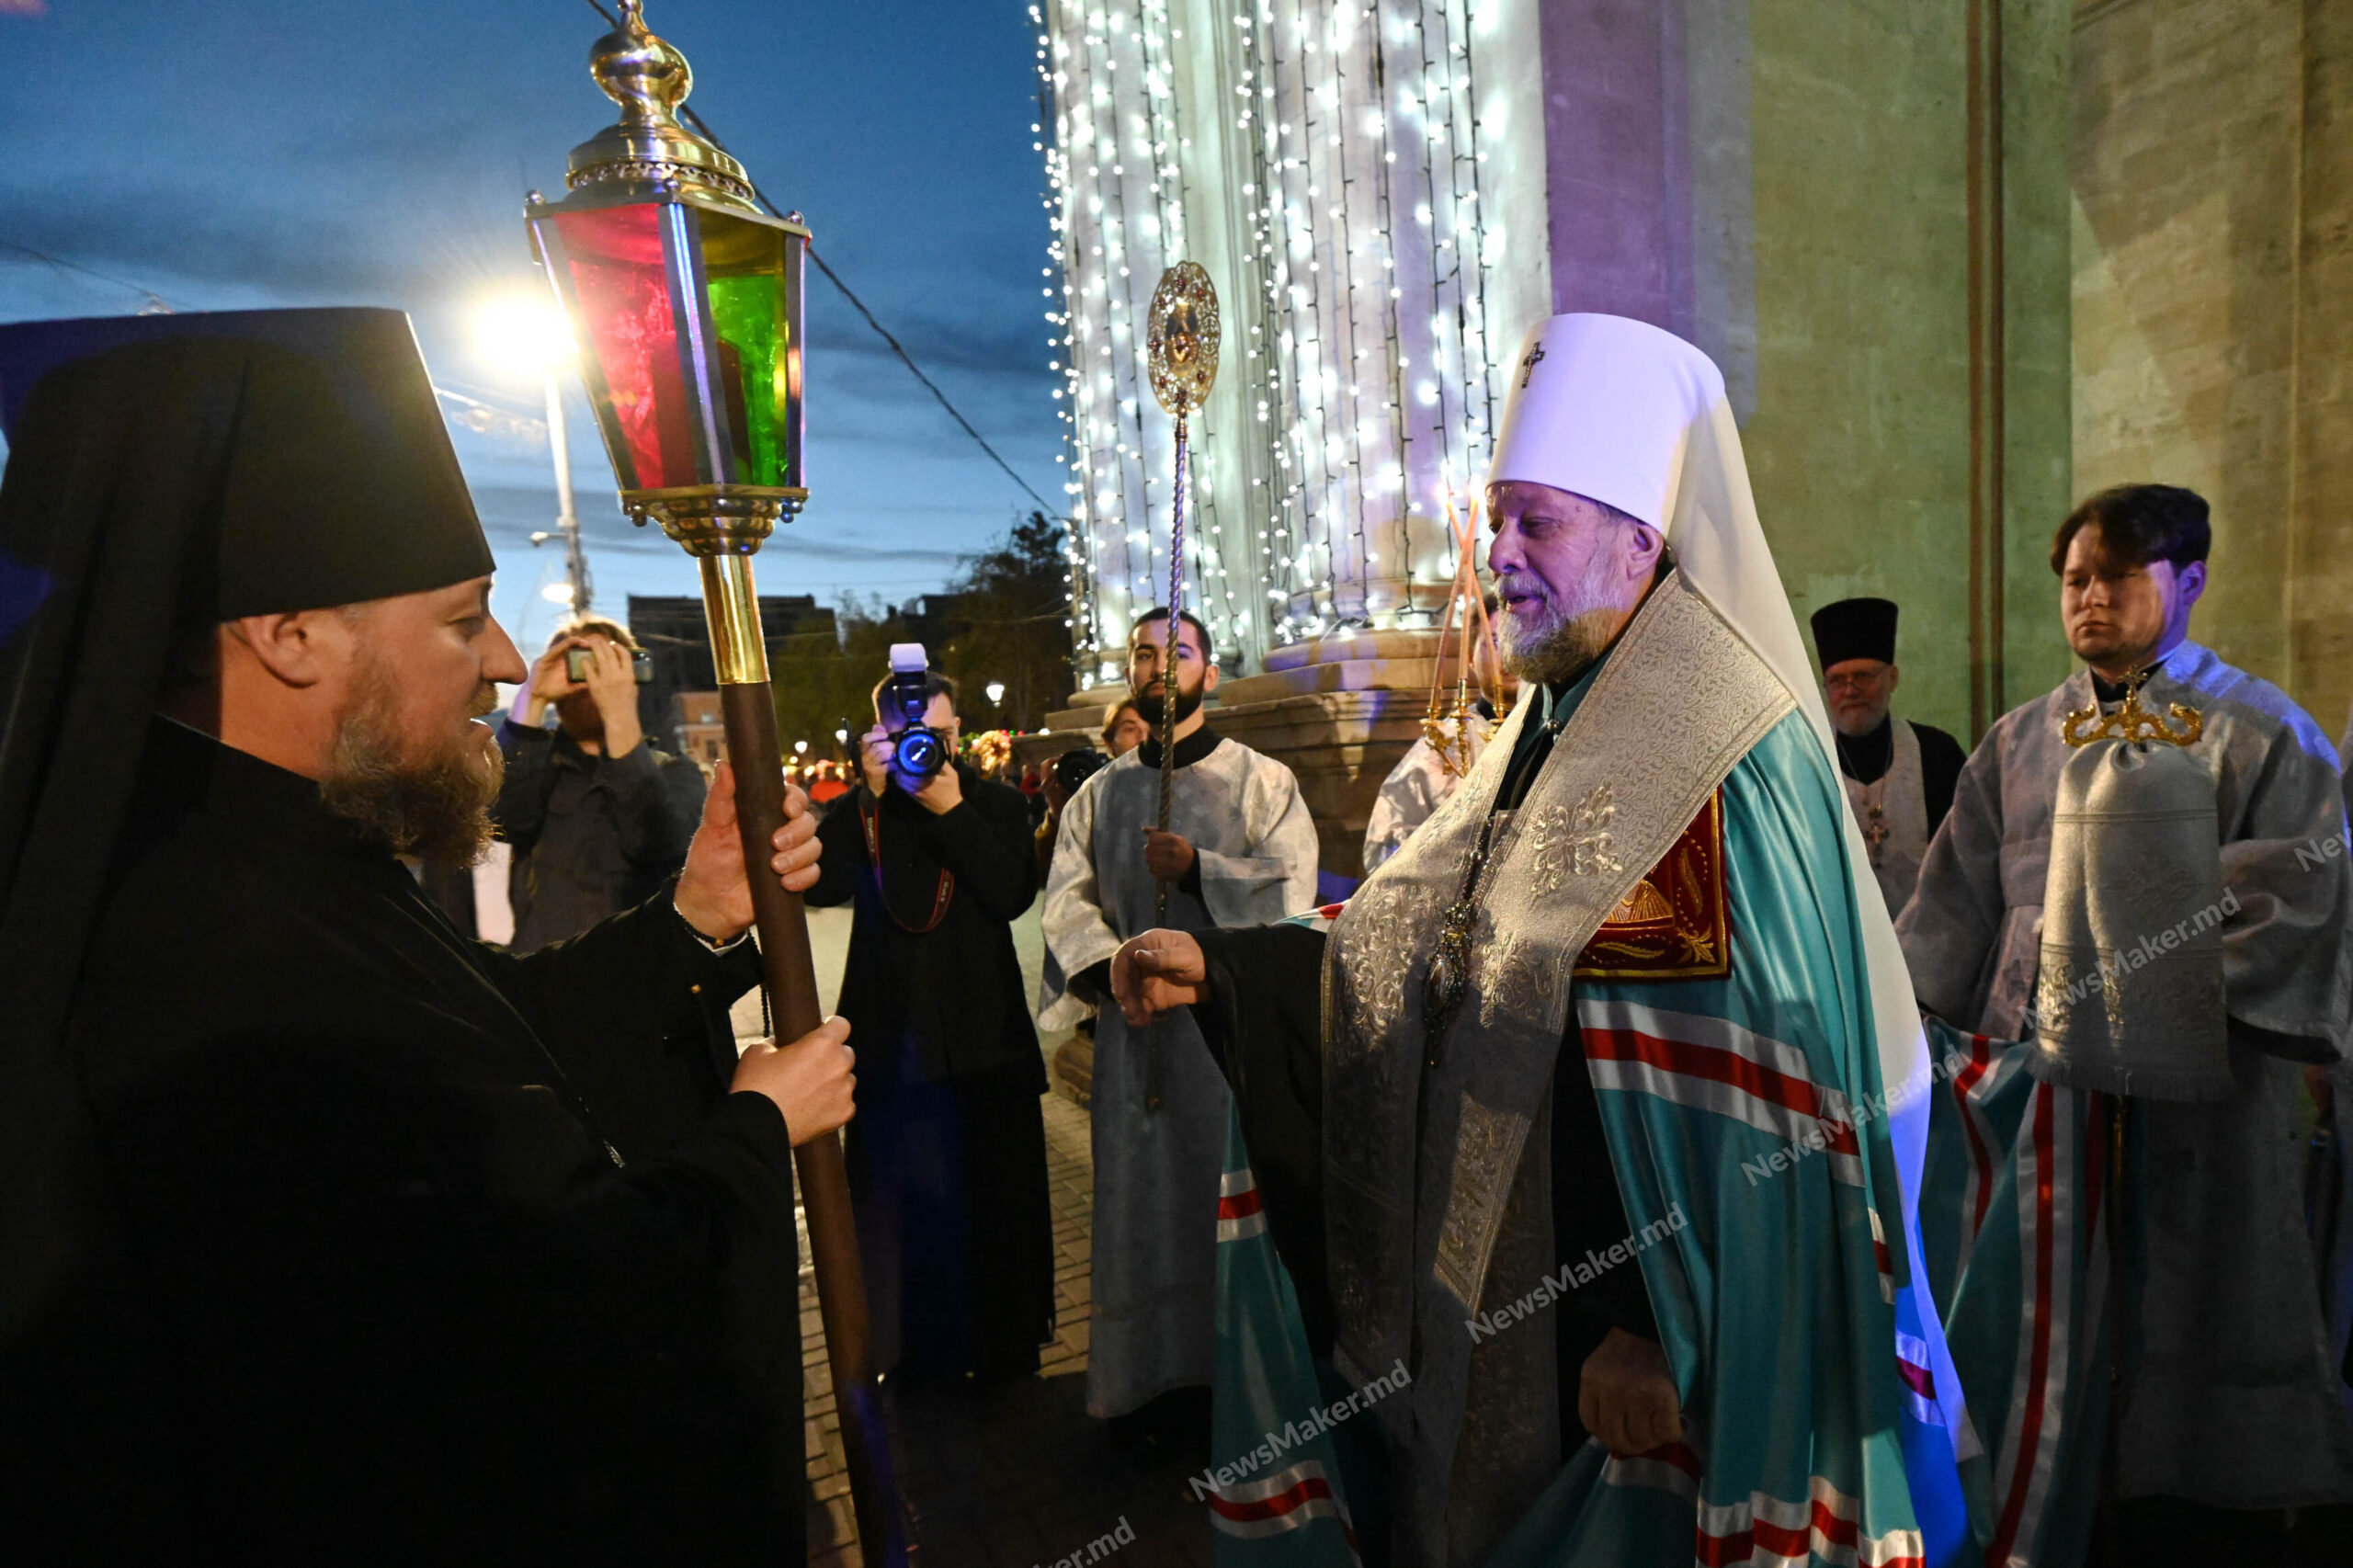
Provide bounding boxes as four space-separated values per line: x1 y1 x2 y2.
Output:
893 593 968 664
627 593 838 754
674 691 727 773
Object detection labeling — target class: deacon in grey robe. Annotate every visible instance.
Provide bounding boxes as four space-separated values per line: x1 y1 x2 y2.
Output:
1901 483 2353 1542
1039 608 1318 1418
1809 597 1964 917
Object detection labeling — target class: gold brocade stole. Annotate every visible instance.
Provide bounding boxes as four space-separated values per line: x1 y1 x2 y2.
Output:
1320 573 1793 1358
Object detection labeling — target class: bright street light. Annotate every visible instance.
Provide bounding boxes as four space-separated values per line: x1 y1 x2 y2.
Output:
985 681 1006 705
476 290 590 614
793 740 809 755
835 728 849 743
471 293 575 375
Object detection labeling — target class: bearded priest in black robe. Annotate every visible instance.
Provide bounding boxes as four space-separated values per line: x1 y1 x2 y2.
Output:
0 310 854 1564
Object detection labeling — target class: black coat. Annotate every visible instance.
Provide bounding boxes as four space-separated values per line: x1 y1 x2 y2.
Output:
64 723 801 1565
494 721 709 951
807 765 1043 1088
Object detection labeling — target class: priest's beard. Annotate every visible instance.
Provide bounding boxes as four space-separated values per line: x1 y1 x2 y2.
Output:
1495 548 1629 687
319 656 505 864
1132 680 1205 729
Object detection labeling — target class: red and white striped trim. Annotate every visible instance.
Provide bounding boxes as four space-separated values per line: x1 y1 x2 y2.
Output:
1576 999 1865 1188
1943 1031 2004 1273
1218 1165 1268 1244
1600 1444 1923 1567
1599 1437 1703 1503
1893 1329 1939 1428
1205 1458 1358 1551
1694 1474 1926 1568
1985 1081 2075 1568
1868 1207 1893 1304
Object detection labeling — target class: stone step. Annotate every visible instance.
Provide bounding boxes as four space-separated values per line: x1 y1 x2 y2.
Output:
1216 657 1447 704
1262 627 1449 671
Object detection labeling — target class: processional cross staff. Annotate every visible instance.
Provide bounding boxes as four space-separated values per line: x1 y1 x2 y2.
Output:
1142 262 1222 923
524 4 904 1561
1141 262 1220 1111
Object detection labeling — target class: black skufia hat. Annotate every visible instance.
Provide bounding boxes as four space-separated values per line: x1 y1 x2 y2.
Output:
1810 596 1899 669
0 308 491 1545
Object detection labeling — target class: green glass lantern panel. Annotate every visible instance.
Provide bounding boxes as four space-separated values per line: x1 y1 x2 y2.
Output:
695 208 802 492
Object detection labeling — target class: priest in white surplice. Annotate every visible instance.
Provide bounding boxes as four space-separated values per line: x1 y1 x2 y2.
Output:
1040 608 1319 1419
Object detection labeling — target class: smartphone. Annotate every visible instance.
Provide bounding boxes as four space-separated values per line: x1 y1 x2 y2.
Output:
563 645 656 684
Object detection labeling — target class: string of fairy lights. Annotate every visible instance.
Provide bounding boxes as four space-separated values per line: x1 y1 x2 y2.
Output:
1034 0 1506 683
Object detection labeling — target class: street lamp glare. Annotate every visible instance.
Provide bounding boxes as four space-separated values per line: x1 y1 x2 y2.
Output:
472 292 576 377
793 740 809 754
985 681 1006 705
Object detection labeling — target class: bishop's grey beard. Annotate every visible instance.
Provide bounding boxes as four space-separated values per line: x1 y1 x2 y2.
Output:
1495 548 1630 687
319 658 504 864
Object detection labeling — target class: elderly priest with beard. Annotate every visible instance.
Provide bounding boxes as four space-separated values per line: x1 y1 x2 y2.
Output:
1112 315 1969 1568
0 310 853 1563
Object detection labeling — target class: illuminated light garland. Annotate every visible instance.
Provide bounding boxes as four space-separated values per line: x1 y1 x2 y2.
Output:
1036 0 1504 672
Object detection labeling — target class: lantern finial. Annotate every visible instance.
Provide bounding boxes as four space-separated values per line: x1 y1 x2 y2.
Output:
566 1 758 210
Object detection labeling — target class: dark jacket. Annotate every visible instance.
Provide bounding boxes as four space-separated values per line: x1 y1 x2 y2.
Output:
808 763 1043 1088
67 724 796 1565
495 721 708 951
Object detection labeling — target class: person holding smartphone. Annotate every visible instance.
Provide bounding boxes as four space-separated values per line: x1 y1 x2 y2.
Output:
495 617 708 950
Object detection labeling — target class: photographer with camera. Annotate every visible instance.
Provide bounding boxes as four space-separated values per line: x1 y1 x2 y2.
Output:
496 617 709 951
804 649 1055 1379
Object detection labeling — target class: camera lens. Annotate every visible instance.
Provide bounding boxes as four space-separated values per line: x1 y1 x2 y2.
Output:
894 728 945 778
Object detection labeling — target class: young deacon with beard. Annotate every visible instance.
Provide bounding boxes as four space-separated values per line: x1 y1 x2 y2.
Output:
0 310 853 1564
1039 608 1318 1426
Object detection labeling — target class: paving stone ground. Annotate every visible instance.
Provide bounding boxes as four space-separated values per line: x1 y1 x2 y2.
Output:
760 905 1214 1568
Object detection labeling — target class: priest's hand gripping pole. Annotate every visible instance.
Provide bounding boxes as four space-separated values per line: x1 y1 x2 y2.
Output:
688 530 907 1567
1143 263 1221 1112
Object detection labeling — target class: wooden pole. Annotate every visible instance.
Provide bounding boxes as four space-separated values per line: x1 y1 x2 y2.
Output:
699 553 905 1568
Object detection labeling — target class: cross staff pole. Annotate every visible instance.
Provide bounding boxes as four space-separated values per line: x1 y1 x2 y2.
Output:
1153 409 1188 929
1142 263 1221 1113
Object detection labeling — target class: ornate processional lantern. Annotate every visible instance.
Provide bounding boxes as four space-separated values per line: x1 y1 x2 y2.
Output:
525 6 903 1562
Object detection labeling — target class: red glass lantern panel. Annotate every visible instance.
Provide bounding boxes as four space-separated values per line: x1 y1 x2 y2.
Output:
534 199 804 499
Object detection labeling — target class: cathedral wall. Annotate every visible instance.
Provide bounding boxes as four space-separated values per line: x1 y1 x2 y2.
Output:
2072 0 2353 736
1537 0 2075 744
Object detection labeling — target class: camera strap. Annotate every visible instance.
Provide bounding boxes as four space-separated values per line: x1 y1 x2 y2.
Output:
857 793 956 933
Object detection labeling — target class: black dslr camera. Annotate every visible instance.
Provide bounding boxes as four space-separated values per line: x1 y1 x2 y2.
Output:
881 642 949 783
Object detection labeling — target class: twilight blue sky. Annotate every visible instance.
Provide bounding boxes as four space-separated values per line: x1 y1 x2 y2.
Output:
0 0 1063 652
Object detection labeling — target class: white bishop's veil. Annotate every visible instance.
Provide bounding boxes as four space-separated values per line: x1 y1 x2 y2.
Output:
1488 312 1970 1449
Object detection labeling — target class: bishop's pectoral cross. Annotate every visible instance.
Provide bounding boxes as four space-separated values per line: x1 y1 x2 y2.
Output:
1518 341 1546 387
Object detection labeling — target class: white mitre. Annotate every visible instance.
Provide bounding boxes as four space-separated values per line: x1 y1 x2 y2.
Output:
1490 313 1827 760
1488 313 1965 1438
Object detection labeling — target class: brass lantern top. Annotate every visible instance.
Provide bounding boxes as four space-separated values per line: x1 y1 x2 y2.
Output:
564 0 761 213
